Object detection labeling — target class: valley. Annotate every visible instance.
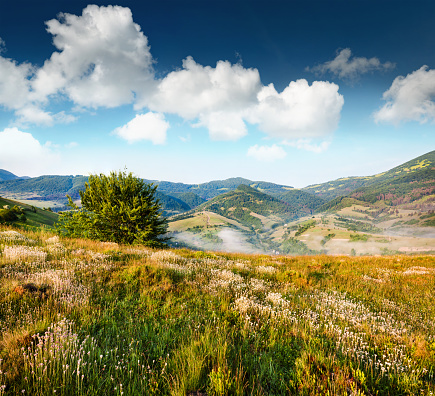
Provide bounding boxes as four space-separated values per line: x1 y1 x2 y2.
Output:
0 150 434 256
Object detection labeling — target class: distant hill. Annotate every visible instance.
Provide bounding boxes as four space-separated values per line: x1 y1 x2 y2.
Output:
0 169 20 182
349 167 435 205
0 150 432 218
197 184 297 229
272 189 325 214
145 177 295 200
303 150 435 200
169 192 206 209
0 175 88 199
155 191 191 215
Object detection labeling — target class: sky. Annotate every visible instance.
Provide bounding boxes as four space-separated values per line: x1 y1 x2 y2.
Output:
0 0 434 188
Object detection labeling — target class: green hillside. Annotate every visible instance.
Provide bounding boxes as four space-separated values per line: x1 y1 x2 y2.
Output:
316 197 370 213
0 175 87 199
273 189 325 214
198 184 296 229
0 169 20 182
349 167 435 205
318 166 434 212
303 150 435 200
0 196 58 228
146 177 295 200
169 192 206 209
155 191 191 215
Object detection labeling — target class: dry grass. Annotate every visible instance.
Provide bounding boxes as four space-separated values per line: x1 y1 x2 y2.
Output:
0 226 434 395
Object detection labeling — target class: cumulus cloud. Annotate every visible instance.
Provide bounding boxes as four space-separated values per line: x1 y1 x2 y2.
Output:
247 144 287 162
32 5 154 108
139 56 260 139
140 56 261 117
0 5 153 124
0 5 344 147
374 66 435 124
0 55 59 124
140 56 343 141
307 48 395 80
248 80 343 139
0 128 60 175
0 56 33 111
113 112 169 144
196 112 247 141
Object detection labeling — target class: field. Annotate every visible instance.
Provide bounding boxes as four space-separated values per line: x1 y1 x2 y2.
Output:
0 226 434 395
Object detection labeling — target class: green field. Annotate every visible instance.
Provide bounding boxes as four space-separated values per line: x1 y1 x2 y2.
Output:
1 226 434 395
0 196 58 229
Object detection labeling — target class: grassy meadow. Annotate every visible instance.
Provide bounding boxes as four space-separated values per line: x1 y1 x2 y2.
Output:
0 226 434 395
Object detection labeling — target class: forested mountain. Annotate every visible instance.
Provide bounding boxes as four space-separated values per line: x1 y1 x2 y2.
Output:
168 192 206 209
0 169 20 182
0 150 432 218
303 150 435 200
349 167 435 205
0 175 88 199
145 177 295 200
197 184 298 229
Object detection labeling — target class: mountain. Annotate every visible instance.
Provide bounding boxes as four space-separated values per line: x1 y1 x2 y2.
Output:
303 150 435 200
0 169 20 182
155 191 191 215
0 174 311 215
0 175 88 199
145 177 295 200
272 189 325 213
169 192 206 209
197 184 298 229
349 167 434 206
0 150 432 217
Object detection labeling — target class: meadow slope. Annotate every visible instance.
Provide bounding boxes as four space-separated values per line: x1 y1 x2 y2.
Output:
0 226 434 395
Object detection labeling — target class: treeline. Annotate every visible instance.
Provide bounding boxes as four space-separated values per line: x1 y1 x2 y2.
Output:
350 168 435 205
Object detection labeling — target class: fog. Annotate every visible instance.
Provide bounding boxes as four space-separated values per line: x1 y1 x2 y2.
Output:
171 227 266 254
217 228 264 254
385 227 435 239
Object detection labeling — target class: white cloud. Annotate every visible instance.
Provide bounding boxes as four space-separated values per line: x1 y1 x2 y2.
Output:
14 106 54 126
113 112 169 144
0 56 33 111
139 56 260 140
141 56 342 142
31 5 155 108
196 112 247 141
374 66 435 124
247 144 286 162
308 48 395 80
140 56 261 117
248 80 343 139
0 5 344 147
0 127 60 175
283 138 331 153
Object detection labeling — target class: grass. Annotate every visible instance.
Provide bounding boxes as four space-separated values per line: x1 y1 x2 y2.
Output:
0 196 58 228
0 225 434 395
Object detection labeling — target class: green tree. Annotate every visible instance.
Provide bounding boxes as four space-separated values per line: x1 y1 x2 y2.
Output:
56 171 168 246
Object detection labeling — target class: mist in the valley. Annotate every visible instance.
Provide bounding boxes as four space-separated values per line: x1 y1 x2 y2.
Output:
171 227 266 254
385 227 435 239
217 228 265 254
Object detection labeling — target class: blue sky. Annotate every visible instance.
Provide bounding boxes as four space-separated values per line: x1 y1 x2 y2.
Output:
0 0 434 187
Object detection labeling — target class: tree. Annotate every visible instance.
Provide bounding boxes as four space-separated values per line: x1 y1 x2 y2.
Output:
56 171 168 246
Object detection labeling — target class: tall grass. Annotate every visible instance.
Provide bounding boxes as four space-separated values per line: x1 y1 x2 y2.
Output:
0 226 434 395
